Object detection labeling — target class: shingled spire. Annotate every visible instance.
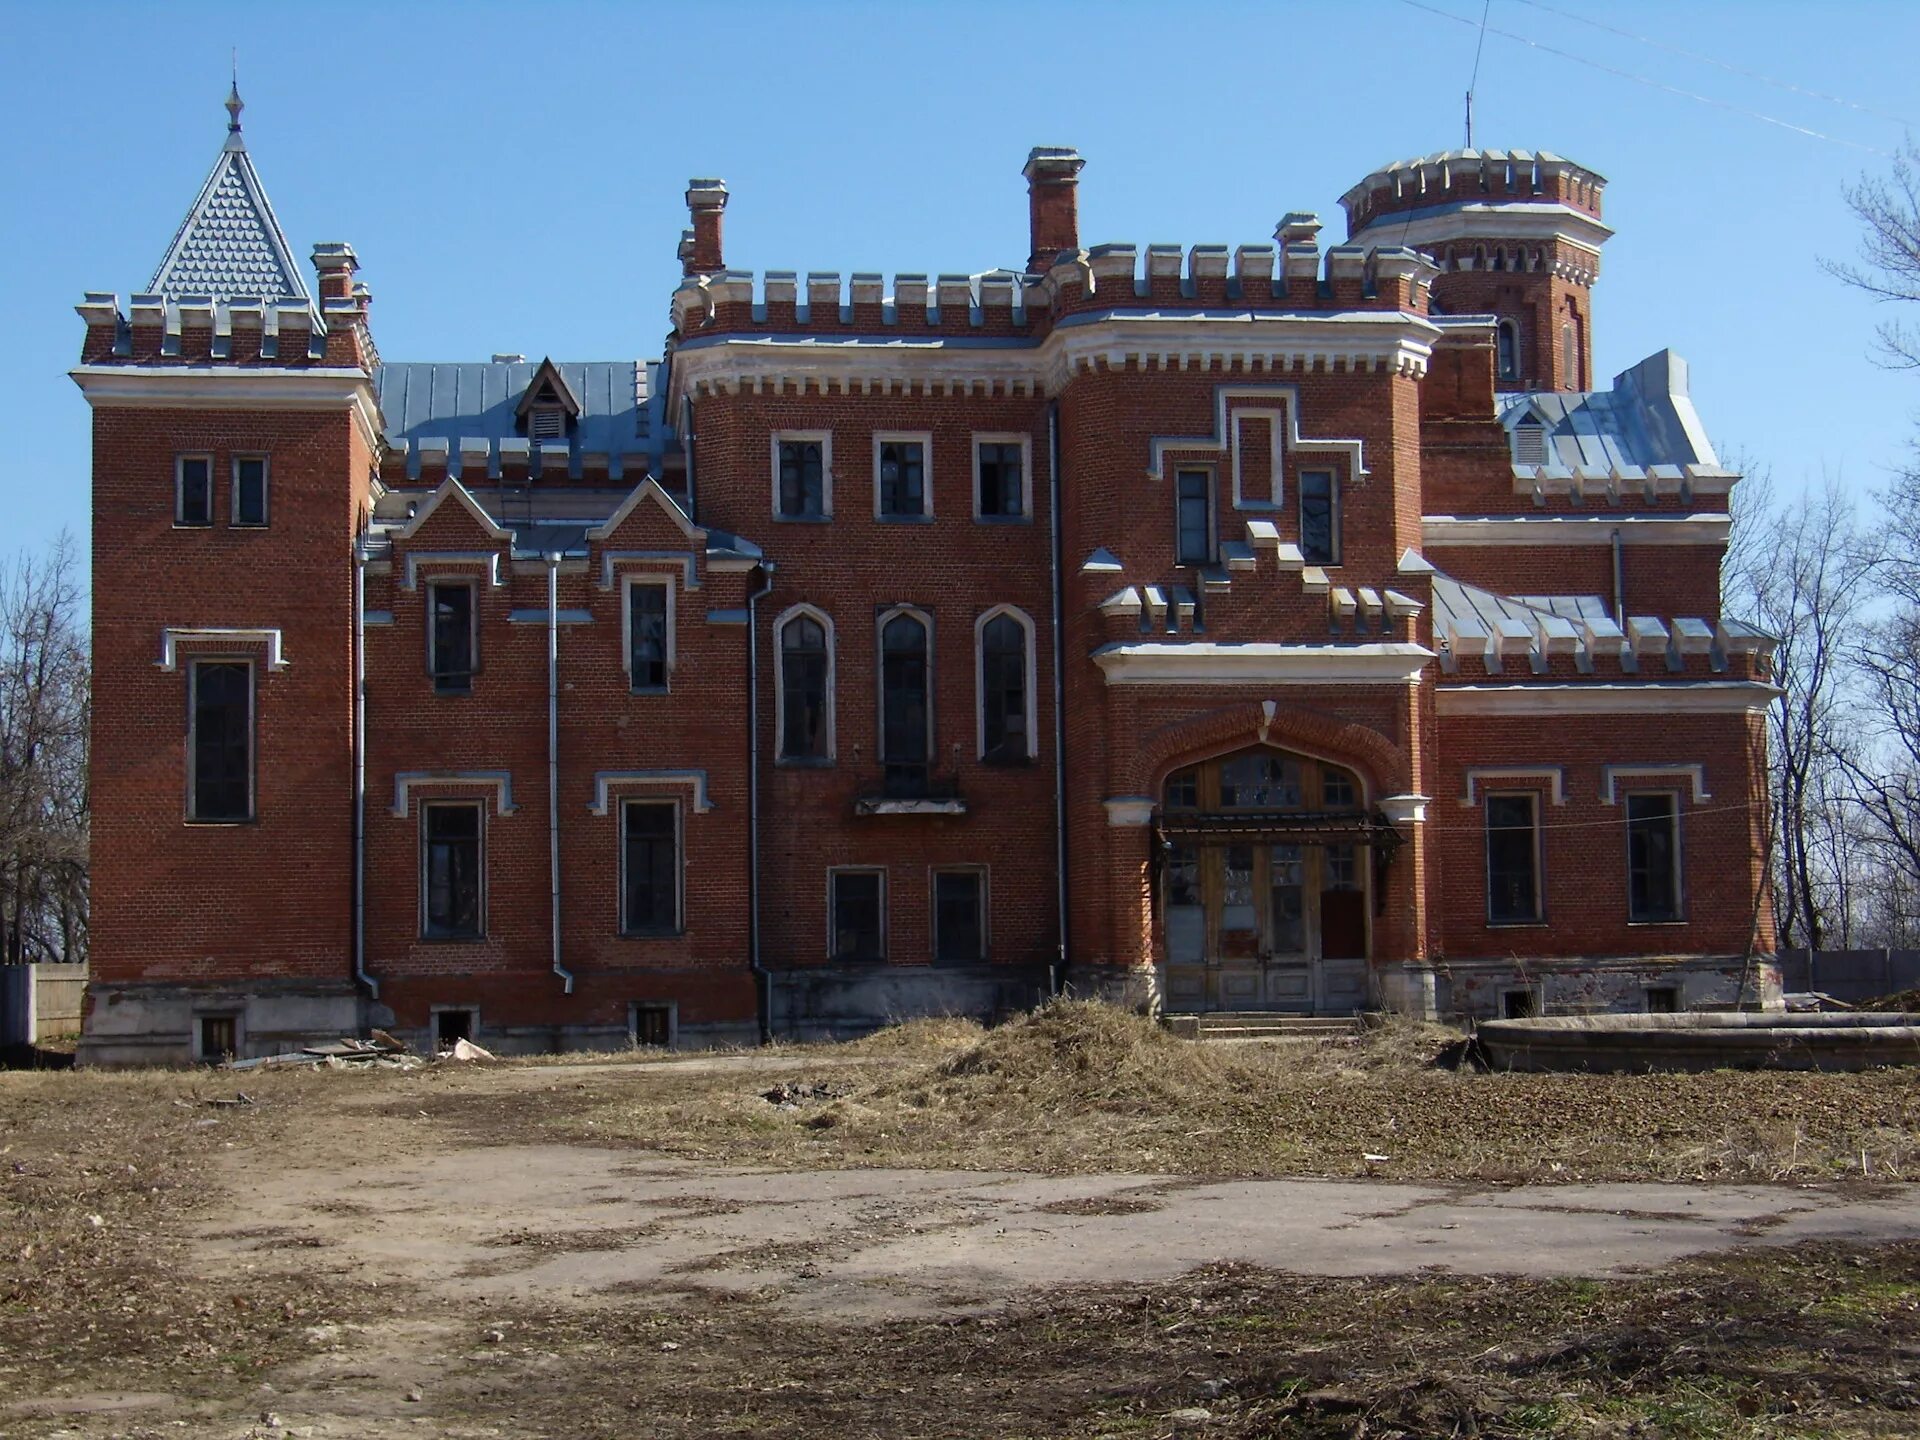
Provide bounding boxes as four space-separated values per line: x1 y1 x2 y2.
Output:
147 82 311 303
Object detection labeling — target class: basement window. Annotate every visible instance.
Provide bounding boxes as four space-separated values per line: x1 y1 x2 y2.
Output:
434 1007 477 1050
631 1003 674 1048
197 1013 238 1063
1645 985 1680 1014
1501 988 1539 1020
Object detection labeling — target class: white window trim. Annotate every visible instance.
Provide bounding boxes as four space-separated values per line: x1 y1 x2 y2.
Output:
622 574 676 692
1173 465 1217 565
425 577 480 692
230 454 270 527
618 795 684 937
774 602 837 763
772 430 833 521
929 864 989 964
186 655 255 824
430 1004 482 1045
1298 466 1341 567
877 605 935 767
175 453 214 527
419 798 488 942
827 866 888 962
1624 788 1687 925
872 431 934 520
1484 788 1544 927
1602 763 1708 805
971 432 1033 521
974 604 1037 763
1461 766 1566 807
1229 409 1285 510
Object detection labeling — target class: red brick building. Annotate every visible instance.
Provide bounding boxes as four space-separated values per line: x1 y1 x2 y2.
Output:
74 95 1778 1062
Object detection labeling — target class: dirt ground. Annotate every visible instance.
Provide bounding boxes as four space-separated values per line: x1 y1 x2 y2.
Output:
3 1006 1919 1438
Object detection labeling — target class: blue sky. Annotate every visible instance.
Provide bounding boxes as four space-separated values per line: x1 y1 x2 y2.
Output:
5 0 1917 579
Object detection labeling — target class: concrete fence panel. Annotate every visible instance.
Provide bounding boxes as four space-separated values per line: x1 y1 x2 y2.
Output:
1777 949 1920 1005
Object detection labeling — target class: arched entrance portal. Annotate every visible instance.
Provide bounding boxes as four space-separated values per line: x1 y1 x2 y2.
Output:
1158 744 1394 1014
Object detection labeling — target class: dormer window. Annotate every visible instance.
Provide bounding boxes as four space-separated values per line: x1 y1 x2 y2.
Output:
513 359 582 445
1512 419 1548 466
529 406 566 440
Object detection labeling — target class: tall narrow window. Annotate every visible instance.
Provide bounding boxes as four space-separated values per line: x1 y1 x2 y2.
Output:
1495 320 1519 381
1561 319 1579 389
176 456 213 527
979 610 1030 763
976 440 1025 518
778 611 831 761
880 612 930 796
621 800 680 935
1486 792 1542 924
830 870 885 961
1175 469 1213 564
627 581 669 691
428 582 476 695
877 438 927 518
422 802 484 940
188 660 252 822
1299 471 1338 564
1627 792 1683 922
933 870 985 965
232 456 269 526
778 438 826 518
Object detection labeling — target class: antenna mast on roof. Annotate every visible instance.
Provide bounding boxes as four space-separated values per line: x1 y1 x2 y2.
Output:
1465 0 1492 147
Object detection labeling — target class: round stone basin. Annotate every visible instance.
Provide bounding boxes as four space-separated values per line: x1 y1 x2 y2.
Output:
1477 1010 1920 1073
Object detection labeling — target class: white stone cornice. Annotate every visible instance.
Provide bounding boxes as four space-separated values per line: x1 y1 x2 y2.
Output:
1422 513 1732 547
1437 682 1779 716
1350 202 1613 256
156 626 287 671
1093 641 1434 686
1601 763 1710 804
1104 796 1156 827
70 365 380 455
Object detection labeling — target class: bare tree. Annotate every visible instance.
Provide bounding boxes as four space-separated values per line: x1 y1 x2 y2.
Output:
0 536 89 968
1826 137 1920 370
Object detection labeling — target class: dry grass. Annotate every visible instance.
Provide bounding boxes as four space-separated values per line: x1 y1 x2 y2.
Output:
452 1001 1920 1185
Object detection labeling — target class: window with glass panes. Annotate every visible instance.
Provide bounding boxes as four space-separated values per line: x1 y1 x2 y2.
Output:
177 456 213 526
1299 470 1338 564
428 582 476 694
877 439 926 517
831 870 884 960
880 613 930 793
1626 792 1682 922
1485 792 1542 924
621 800 679 934
1175 469 1212 564
233 456 268 526
976 441 1024 517
422 802 483 939
627 581 668 690
779 613 830 760
189 660 252 822
778 439 825 518
979 612 1028 762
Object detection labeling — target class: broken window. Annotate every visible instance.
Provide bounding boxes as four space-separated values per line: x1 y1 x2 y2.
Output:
1165 842 1203 962
1502 988 1539 1019
632 1004 672 1047
422 802 484 940
830 870 885 961
197 1014 237 1062
976 440 1025 518
1627 792 1683 923
1485 792 1542 924
189 659 252 822
778 611 831 760
1176 469 1213 565
428 581 476 695
621 800 679 935
232 456 269 526
434 1008 476 1048
1645 985 1680 1014
880 611 930 796
627 580 669 690
979 611 1029 763
176 455 213 526
877 439 926 518
933 870 985 965
778 439 825 518
1299 470 1339 565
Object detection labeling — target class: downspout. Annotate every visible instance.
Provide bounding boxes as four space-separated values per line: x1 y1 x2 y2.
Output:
746 562 778 1043
353 536 376 999
682 395 697 525
1610 526 1625 626
548 553 574 994
1048 402 1069 997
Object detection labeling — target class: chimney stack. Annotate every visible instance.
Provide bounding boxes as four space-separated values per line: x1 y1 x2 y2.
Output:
684 179 729 277
311 241 359 301
1023 147 1085 274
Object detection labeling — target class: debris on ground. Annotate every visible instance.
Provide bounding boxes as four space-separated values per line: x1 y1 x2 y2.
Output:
439 1038 497 1063
761 1081 848 1107
228 1032 423 1072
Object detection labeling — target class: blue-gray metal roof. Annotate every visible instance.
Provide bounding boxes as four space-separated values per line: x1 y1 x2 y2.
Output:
1499 349 1734 481
150 128 311 303
374 360 667 481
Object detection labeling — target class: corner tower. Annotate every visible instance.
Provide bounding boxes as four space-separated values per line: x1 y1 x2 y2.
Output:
73 87 379 1064
1341 149 1610 392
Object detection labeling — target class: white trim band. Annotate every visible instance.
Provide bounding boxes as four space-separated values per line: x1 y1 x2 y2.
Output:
1602 764 1710 804
1094 641 1433 686
1422 513 1732 547
1437 682 1779 716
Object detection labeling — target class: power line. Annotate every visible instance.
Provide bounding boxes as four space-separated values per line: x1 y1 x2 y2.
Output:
1511 0 1914 129
1394 0 1891 156
1465 0 1493 146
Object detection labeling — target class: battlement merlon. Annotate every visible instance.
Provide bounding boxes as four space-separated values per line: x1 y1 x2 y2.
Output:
1340 148 1608 238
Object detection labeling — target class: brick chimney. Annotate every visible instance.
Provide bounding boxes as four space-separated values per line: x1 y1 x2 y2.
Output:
1023 147 1085 274
684 179 729 277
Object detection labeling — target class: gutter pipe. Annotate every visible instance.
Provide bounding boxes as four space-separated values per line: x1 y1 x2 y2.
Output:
1048 402 1069 998
548 553 574 994
746 562 778 1043
353 536 377 1000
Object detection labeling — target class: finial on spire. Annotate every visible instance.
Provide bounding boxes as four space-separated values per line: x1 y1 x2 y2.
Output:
226 50 244 137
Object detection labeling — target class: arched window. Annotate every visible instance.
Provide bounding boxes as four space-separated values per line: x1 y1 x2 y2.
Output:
879 610 931 794
1496 319 1519 381
977 607 1034 763
776 607 833 762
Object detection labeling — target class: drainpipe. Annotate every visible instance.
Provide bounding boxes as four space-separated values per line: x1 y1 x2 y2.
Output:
353 536 377 1000
548 553 574 994
1610 527 1625 626
1048 402 1069 998
683 394 697 524
746 562 778 1043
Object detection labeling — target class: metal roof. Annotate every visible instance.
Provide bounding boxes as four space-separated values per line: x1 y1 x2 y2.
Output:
149 111 310 303
373 360 666 481
1499 350 1732 481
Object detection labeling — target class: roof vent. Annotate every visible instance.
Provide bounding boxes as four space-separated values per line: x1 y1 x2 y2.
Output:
1512 420 1548 466
492 352 526 364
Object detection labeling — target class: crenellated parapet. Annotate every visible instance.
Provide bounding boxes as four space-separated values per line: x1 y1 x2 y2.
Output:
1341 148 1606 234
75 290 331 365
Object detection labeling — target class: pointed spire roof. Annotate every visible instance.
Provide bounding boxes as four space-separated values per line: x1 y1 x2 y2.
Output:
147 84 310 303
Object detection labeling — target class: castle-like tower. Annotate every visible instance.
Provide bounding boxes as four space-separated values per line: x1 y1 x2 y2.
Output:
72 97 1777 1063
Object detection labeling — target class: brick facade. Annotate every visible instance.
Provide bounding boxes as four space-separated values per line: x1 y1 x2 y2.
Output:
74 118 1777 1062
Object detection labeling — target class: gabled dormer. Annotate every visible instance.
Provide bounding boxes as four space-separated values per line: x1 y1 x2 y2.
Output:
515 358 581 443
